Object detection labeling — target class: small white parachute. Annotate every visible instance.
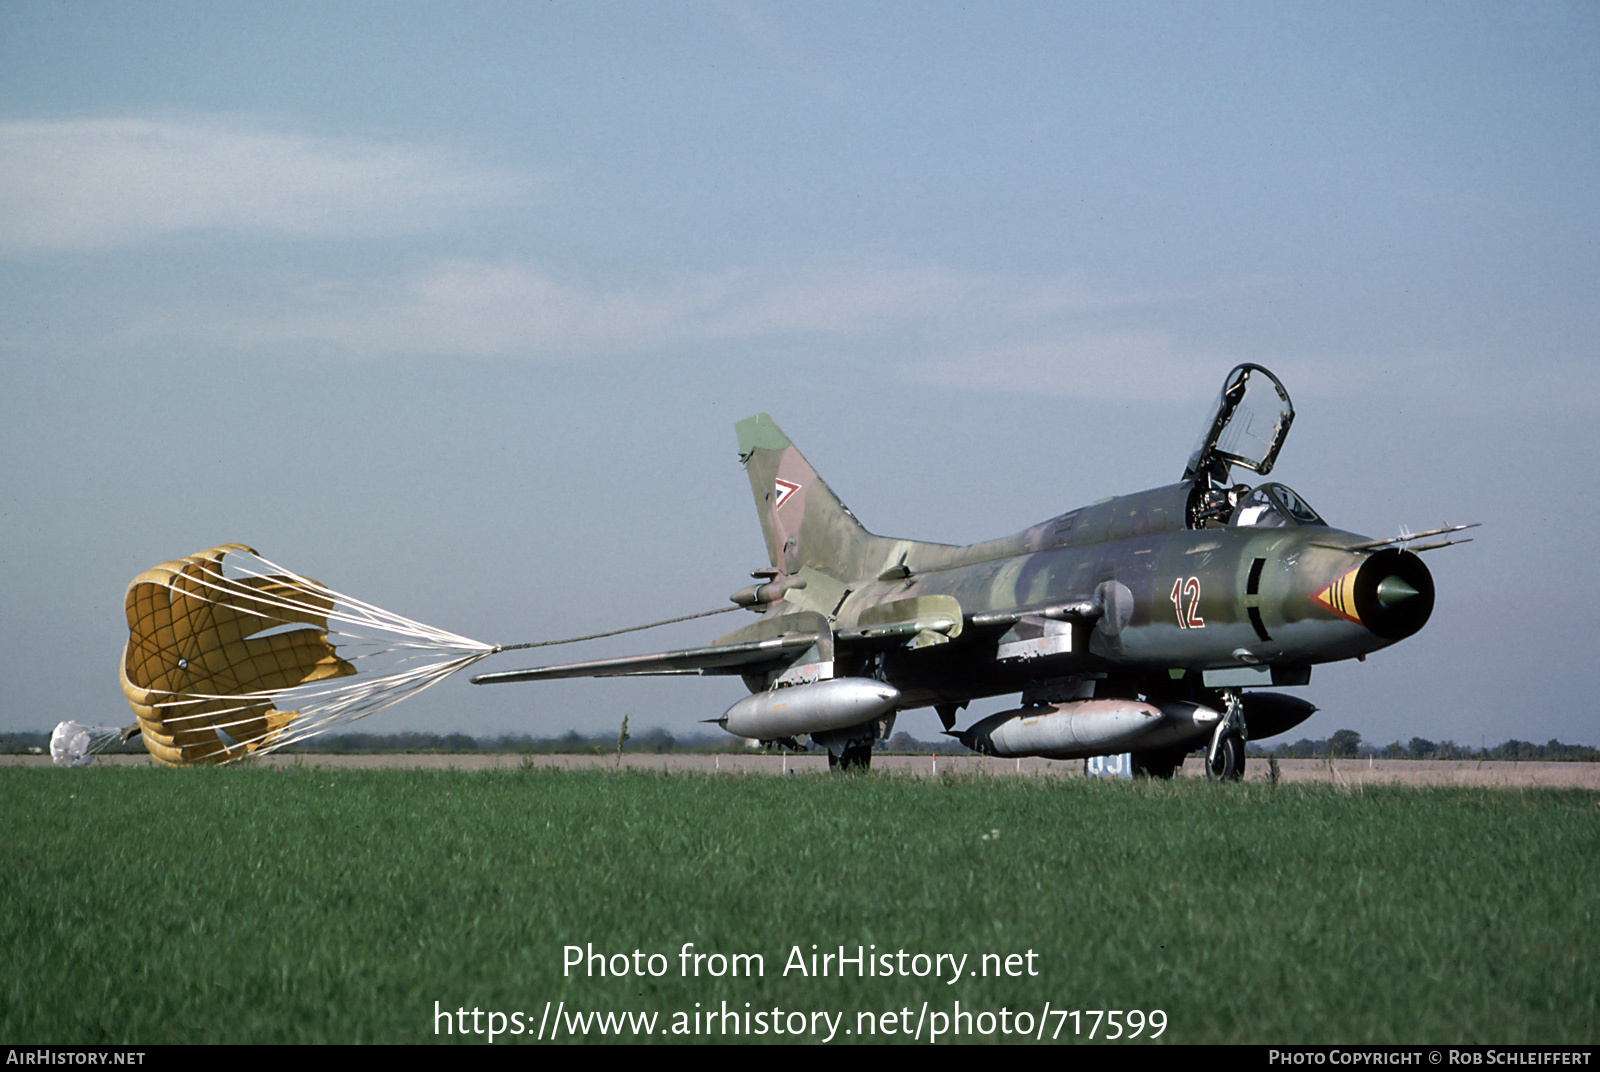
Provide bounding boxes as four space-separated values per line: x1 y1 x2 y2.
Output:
50 721 123 767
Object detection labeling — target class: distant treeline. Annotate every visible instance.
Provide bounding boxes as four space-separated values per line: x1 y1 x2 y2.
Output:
0 728 968 757
288 729 755 755
1252 730 1600 762
281 728 978 756
2 731 148 756
5 727 1597 760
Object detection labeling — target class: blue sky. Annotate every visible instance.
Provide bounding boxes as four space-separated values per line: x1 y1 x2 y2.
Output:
3 1 1597 749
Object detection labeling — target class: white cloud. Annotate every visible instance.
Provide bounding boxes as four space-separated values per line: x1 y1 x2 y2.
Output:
902 342 1600 414
900 332 1228 403
391 260 1091 353
122 257 1142 358
0 118 523 252
117 250 1578 413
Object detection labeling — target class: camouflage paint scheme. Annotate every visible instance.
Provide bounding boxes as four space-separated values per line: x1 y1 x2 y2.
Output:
475 365 1466 778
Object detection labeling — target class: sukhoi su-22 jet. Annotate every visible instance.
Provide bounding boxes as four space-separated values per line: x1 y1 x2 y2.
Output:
475 364 1471 778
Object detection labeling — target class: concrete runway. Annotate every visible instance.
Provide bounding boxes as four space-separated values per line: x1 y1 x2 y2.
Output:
7 751 1600 787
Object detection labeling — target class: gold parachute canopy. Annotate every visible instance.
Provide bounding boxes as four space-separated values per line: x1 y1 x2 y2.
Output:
120 544 495 766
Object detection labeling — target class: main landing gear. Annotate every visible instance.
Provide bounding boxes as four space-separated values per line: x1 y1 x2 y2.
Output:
827 740 873 772
1129 747 1188 779
813 720 884 773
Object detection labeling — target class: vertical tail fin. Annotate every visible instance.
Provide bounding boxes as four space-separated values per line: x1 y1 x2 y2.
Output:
735 414 889 582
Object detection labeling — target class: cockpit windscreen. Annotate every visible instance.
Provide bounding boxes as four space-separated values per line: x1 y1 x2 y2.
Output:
1232 484 1325 528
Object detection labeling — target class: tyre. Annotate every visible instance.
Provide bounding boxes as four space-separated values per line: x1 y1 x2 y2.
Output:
1206 730 1245 781
828 741 873 772
1131 748 1184 779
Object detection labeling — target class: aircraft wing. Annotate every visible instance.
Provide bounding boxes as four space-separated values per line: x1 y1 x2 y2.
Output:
472 600 1104 688
471 632 819 684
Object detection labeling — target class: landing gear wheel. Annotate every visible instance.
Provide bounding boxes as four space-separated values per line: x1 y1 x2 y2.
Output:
828 741 873 772
1207 729 1245 781
1131 747 1185 779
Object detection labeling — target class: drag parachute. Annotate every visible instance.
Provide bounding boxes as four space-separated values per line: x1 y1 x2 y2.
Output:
120 545 495 765
50 720 124 767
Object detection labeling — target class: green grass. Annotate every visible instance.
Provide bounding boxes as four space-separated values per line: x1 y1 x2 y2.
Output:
2 766 1595 1044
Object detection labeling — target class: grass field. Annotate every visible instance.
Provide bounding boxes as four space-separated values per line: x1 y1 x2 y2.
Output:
3 765 1595 1044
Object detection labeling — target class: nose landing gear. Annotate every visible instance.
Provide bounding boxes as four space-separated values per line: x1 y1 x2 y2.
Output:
1206 690 1247 781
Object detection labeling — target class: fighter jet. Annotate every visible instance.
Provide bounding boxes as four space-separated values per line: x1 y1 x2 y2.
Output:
474 364 1471 778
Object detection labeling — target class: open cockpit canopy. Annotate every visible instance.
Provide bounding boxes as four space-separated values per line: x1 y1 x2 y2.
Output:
1184 363 1295 485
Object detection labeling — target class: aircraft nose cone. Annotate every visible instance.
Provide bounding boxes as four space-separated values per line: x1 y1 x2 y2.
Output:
1376 576 1421 607
1311 548 1435 641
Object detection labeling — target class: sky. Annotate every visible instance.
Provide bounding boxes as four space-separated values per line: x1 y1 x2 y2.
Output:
3 1 1597 751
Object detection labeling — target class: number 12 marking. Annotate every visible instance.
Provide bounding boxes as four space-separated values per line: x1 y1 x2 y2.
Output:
1170 577 1205 628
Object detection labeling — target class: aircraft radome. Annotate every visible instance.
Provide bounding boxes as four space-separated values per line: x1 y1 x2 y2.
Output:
474 364 1474 779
